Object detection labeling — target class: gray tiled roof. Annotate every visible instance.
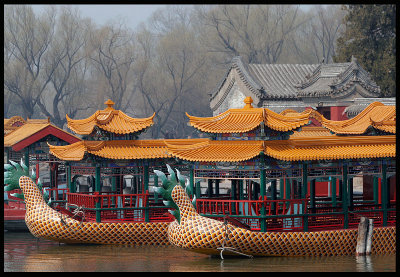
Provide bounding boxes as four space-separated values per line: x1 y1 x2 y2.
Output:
296 56 380 98
211 56 381 103
247 63 317 99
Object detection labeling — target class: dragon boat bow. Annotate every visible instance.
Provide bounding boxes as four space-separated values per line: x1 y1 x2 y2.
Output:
4 160 169 245
155 166 396 257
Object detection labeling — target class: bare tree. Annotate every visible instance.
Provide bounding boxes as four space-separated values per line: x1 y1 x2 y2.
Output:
133 8 209 138
4 5 58 119
195 5 308 64
35 6 93 128
88 21 136 111
289 5 346 64
309 6 346 63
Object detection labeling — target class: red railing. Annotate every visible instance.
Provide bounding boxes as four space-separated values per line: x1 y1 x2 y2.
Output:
65 191 173 223
66 192 149 209
196 198 306 217
196 198 307 231
46 187 69 202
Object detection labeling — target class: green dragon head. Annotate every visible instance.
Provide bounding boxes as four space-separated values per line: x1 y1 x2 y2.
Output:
4 159 49 204
154 164 197 223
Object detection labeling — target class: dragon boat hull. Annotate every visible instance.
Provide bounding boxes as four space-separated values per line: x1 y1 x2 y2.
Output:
18 175 170 245
164 172 396 257
167 219 396 256
10 166 397 255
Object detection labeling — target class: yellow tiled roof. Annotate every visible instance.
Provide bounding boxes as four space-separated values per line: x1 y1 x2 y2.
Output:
166 135 395 162
4 118 81 150
3 116 45 136
165 140 264 162
4 116 26 134
48 138 209 161
4 122 49 147
186 97 311 133
188 98 395 135
66 99 155 135
370 115 396 134
311 102 396 134
289 126 334 138
265 135 395 161
48 135 395 162
49 140 169 161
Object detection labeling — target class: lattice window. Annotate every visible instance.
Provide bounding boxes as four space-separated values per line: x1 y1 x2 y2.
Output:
195 169 260 180
386 160 396 175
307 166 342 178
266 168 302 179
348 164 381 176
71 166 96 175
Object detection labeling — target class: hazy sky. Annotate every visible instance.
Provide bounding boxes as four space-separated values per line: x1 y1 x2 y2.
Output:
30 4 314 30
30 4 168 29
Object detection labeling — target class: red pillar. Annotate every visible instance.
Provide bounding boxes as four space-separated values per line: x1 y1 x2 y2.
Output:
36 162 40 184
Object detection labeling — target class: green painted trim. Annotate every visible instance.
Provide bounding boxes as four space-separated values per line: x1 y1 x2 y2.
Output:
260 168 266 232
189 167 194 197
342 162 348 229
24 148 30 170
331 177 337 207
373 176 379 205
381 161 387 226
310 179 316 213
95 165 101 223
302 163 308 199
144 164 149 222
238 180 244 200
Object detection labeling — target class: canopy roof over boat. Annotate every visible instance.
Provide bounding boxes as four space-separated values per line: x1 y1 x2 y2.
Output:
315 102 396 135
187 97 395 135
66 99 155 135
4 117 80 152
4 116 27 136
49 134 395 162
49 98 395 162
186 96 312 133
48 138 208 161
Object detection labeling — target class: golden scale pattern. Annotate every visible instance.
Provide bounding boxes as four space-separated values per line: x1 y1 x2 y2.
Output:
19 176 395 256
167 185 396 256
20 176 170 245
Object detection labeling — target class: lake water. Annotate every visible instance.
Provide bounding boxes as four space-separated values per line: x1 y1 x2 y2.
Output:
4 232 395 272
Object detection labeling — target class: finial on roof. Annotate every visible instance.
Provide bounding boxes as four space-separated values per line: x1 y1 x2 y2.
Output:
104 99 115 110
351 55 357 63
243 96 253 109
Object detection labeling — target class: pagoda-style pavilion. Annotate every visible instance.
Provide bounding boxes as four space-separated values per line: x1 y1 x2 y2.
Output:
169 97 396 231
48 98 395 232
49 100 205 223
4 116 81 231
4 116 81 185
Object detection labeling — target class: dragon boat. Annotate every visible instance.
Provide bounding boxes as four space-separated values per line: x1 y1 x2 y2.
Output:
4 160 170 245
155 166 396 257
4 161 396 256
4 99 396 256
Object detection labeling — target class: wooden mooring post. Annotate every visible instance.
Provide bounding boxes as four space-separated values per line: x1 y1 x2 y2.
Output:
365 218 374 255
356 216 374 256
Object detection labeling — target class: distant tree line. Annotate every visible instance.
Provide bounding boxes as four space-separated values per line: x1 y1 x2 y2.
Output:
4 5 395 138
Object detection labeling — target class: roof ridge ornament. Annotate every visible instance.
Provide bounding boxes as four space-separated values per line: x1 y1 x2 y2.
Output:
104 99 115 110
243 96 254 109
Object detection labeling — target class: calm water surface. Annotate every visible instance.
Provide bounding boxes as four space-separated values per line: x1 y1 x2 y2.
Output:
4 232 395 272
